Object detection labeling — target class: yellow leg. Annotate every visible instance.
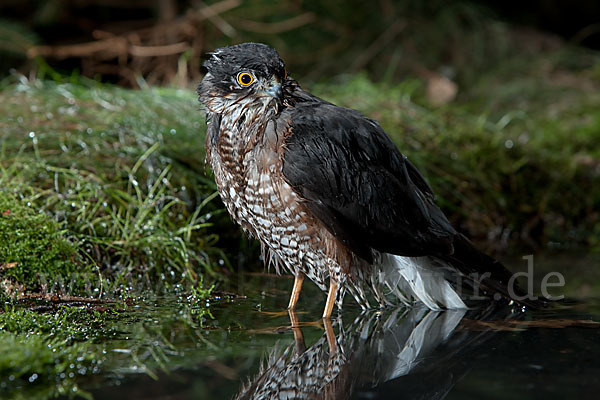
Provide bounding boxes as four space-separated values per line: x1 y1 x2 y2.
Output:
323 317 338 355
288 273 305 310
288 309 306 356
322 279 338 319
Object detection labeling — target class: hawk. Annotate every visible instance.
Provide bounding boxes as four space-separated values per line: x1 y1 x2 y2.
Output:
197 42 537 318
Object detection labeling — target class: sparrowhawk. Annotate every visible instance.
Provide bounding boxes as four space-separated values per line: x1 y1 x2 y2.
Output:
197 42 539 318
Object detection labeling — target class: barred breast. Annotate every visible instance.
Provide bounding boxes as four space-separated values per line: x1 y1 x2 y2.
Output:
206 113 336 292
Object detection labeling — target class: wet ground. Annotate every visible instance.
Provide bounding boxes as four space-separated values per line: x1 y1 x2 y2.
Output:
7 253 600 399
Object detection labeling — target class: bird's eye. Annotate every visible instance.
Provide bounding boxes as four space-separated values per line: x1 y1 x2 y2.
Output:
237 72 255 86
283 67 288 79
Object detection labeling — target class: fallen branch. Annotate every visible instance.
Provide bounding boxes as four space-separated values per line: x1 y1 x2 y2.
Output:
27 0 240 60
0 262 18 272
195 0 237 37
20 293 114 303
129 42 190 57
29 38 127 59
236 12 315 34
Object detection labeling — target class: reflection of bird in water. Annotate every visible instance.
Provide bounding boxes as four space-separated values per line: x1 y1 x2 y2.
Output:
198 42 542 318
234 306 511 400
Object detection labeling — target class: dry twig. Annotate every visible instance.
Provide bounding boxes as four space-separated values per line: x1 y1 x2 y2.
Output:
26 0 242 87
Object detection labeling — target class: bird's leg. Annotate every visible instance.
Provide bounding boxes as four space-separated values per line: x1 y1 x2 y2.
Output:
322 279 339 319
288 272 305 310
323 317 338 355
288 309 307 356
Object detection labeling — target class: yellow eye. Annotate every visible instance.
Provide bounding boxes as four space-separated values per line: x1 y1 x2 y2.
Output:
284 67 288 79
237 72 255 86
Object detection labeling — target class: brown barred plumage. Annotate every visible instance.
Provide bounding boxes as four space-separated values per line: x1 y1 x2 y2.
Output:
197 43 543 318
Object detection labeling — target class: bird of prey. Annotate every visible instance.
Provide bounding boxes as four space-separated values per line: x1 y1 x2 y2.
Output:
197 42 537 319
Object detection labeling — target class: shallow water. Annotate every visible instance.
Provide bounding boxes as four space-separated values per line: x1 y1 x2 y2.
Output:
10 253 600 399
82 252 600 400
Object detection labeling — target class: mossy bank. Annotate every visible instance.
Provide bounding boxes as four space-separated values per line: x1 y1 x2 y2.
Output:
0 39 599 398
2 46 600 298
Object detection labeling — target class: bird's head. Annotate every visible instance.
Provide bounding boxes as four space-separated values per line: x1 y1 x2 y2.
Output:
197 43 287 115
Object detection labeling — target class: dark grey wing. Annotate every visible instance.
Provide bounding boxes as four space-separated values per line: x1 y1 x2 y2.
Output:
280 102 457 262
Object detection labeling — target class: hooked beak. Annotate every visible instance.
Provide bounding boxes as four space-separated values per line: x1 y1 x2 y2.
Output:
260 77 282 100
265 83 282 99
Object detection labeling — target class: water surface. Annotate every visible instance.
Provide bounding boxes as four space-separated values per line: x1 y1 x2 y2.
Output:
85 253 600 399
4 253 598 399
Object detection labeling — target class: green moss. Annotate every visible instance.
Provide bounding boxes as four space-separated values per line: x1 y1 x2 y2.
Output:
0 31 598 301
0 307 119 399
0 292 215 399
0 80 227 295
0 193 79 294
0 306 126 342
0 332 94 399
0 60 598 301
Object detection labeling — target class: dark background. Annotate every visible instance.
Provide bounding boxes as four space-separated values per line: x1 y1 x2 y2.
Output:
1 0 599 86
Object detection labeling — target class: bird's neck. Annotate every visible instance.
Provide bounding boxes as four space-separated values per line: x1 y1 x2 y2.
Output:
205 100 278 173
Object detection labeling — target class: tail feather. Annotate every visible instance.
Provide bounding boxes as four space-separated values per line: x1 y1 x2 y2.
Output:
379 254 467 310
367 234 548 310
357 233 549 311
